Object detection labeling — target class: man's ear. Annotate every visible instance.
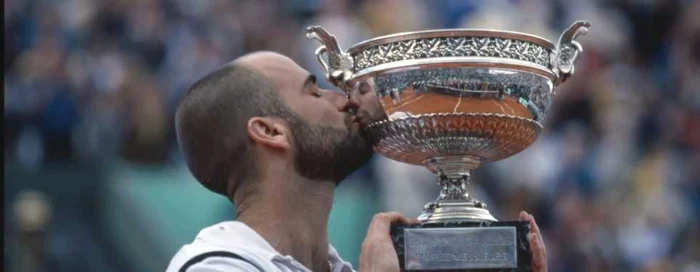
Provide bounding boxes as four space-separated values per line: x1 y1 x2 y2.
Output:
247 117 291 150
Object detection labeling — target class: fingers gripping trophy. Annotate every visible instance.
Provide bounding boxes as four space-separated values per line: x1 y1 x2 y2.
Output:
307 21 590 271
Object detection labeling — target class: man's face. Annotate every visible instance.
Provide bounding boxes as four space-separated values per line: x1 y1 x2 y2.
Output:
243 53 373 182
348 79 388 129
284 71 375 183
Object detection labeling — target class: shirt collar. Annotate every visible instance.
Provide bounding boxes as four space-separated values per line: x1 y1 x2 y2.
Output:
212 221 354 272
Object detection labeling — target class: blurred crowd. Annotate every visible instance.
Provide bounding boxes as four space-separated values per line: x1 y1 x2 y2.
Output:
4 0 700 271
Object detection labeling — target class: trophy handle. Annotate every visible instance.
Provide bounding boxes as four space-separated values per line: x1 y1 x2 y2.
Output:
552 20 591 86
306 26 355 92
314 46 331 78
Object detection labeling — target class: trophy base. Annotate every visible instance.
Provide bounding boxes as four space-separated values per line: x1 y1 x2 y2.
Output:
391 221 532 272
418 200 497 223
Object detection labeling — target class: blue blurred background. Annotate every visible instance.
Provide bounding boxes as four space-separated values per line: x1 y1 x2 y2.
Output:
4 0 700 271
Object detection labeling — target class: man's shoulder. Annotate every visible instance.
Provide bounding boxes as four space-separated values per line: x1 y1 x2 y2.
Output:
165 221 279 272
166 221 356 272
166 243 267 272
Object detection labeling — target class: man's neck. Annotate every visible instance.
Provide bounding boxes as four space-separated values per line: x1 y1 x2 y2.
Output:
235 174 335 272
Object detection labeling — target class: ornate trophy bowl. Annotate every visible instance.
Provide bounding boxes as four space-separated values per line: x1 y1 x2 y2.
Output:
307 21 590 271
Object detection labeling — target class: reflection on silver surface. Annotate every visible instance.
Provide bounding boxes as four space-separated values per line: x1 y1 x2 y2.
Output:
372 67 552 123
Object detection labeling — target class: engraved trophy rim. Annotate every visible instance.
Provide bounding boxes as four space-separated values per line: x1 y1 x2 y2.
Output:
346 29 560 84
346 28 556 55
307 21 590 89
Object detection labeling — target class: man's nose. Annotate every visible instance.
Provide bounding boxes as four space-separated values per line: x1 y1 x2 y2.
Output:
347 86 360 106
346 82 373 113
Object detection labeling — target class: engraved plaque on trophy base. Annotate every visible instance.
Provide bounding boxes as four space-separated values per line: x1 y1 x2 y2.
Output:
391 221 532 272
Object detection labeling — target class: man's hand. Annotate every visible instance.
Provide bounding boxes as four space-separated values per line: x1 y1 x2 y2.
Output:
520 211 547 272
358 212 418 272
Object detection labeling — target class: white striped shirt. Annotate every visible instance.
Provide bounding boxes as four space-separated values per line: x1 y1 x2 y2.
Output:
166 221 355 272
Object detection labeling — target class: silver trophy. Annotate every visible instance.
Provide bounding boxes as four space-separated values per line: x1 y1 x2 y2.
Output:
308 21 590 271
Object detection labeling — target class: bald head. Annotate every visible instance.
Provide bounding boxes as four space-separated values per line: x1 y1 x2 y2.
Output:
235 51 297 67
235 52 312 101
175 54 298 197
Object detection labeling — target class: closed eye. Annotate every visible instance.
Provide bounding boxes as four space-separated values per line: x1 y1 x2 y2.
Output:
303 74 323 97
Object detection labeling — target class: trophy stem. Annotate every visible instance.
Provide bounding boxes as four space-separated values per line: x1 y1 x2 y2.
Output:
418 156 497 223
